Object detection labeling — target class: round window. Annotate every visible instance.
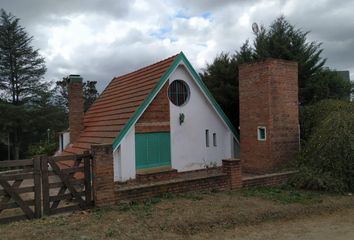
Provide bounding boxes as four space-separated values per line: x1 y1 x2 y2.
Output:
167 80 190 106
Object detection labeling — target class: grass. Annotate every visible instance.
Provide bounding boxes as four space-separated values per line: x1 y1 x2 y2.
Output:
241 185 323 204
0 186 353 240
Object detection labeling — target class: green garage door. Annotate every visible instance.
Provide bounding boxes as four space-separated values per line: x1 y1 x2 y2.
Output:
135 132 171 170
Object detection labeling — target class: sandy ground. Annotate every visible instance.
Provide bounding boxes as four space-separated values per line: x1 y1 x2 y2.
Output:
193 209 354 240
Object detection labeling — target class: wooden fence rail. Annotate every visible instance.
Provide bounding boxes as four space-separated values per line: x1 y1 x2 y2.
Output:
0 153 92 224
0 158 41 224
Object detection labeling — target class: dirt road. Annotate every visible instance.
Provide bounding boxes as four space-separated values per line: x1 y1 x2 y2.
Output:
193 208 354 240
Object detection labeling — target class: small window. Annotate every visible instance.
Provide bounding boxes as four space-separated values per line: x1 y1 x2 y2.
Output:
168 80 190 106
205 130 209 147
257 127 266 141
213 133 217 147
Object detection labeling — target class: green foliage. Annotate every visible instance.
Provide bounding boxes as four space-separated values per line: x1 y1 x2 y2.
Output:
292 100 354 192
83 80 99 111
0 9 47 104
300 99 353 141
0 98 67 158
302 69 352 104
201 16 351 128
0 9 50 159
200 53 239 127
27 141 57 157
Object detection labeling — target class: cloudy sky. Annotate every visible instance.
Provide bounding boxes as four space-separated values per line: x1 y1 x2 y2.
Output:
1 0 353 91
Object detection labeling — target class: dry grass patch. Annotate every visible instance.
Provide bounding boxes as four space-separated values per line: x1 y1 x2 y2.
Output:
0 187 353 240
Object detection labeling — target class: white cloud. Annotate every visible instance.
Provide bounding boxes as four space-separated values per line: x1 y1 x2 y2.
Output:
1 0 353 90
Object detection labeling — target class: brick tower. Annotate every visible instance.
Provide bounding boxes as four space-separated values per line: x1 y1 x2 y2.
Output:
239 59 299 174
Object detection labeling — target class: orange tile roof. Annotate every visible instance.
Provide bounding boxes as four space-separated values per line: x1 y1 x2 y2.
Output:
63 54 178 155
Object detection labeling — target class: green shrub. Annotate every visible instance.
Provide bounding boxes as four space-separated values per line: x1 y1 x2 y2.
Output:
292 100 354 192
300 99 353 141
27 141 58 157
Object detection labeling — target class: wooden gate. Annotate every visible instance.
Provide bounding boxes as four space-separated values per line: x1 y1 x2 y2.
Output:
0 153 92 223
41 153 92 215
0 158 41 224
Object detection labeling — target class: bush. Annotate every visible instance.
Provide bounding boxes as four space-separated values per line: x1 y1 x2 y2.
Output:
300 99 353 141
27 141 58 157
292 100 354 192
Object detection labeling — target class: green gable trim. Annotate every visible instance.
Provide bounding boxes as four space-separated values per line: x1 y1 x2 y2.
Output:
112 52 239 150
178 52 239 141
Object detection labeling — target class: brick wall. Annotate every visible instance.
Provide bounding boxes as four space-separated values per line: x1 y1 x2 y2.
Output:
239 59 299 174
242 171 296 187
135 82 170 133
68 78 84 144
91 144 115 207
222 159 242 189
116 160 242 202
91 148 292 205
116 174 229 202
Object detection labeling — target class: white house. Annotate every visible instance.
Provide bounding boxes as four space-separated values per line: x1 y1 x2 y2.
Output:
60 52 239 181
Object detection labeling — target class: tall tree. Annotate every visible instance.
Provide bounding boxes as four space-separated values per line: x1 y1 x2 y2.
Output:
0 9 47 159
0 9 47 104
201 16 352 128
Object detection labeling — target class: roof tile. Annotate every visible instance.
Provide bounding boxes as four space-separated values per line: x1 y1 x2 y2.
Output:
63 53 178 154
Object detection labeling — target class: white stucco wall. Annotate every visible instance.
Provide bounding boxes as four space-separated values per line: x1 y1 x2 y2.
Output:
113 127 136 181
114 62 239 181
57 131 70 155
169 64 237 172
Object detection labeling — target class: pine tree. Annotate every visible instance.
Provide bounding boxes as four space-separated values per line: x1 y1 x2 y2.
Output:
0 9 47 159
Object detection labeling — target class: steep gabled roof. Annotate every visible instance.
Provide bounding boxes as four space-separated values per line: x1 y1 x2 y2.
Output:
63 51 239 155
111 52 239 151
63 54 178 154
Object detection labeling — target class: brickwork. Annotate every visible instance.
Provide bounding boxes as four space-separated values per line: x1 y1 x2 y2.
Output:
242 171 296 187
116 173 229 202
90 147 292 205
68 78 84 144
222 159 242 189
239 59 299 174
91 144 115 207
135 82 170 133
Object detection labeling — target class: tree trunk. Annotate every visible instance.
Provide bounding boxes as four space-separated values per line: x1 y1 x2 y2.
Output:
14 145 20 161
12 126 20 160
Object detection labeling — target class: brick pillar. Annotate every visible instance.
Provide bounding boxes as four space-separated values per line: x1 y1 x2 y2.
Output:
239 59 299 174
222 158 242 189
68 74 84 144
91 144 115 207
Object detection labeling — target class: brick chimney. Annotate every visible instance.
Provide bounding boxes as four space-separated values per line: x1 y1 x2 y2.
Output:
239 59 299 174
68 74 84 144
